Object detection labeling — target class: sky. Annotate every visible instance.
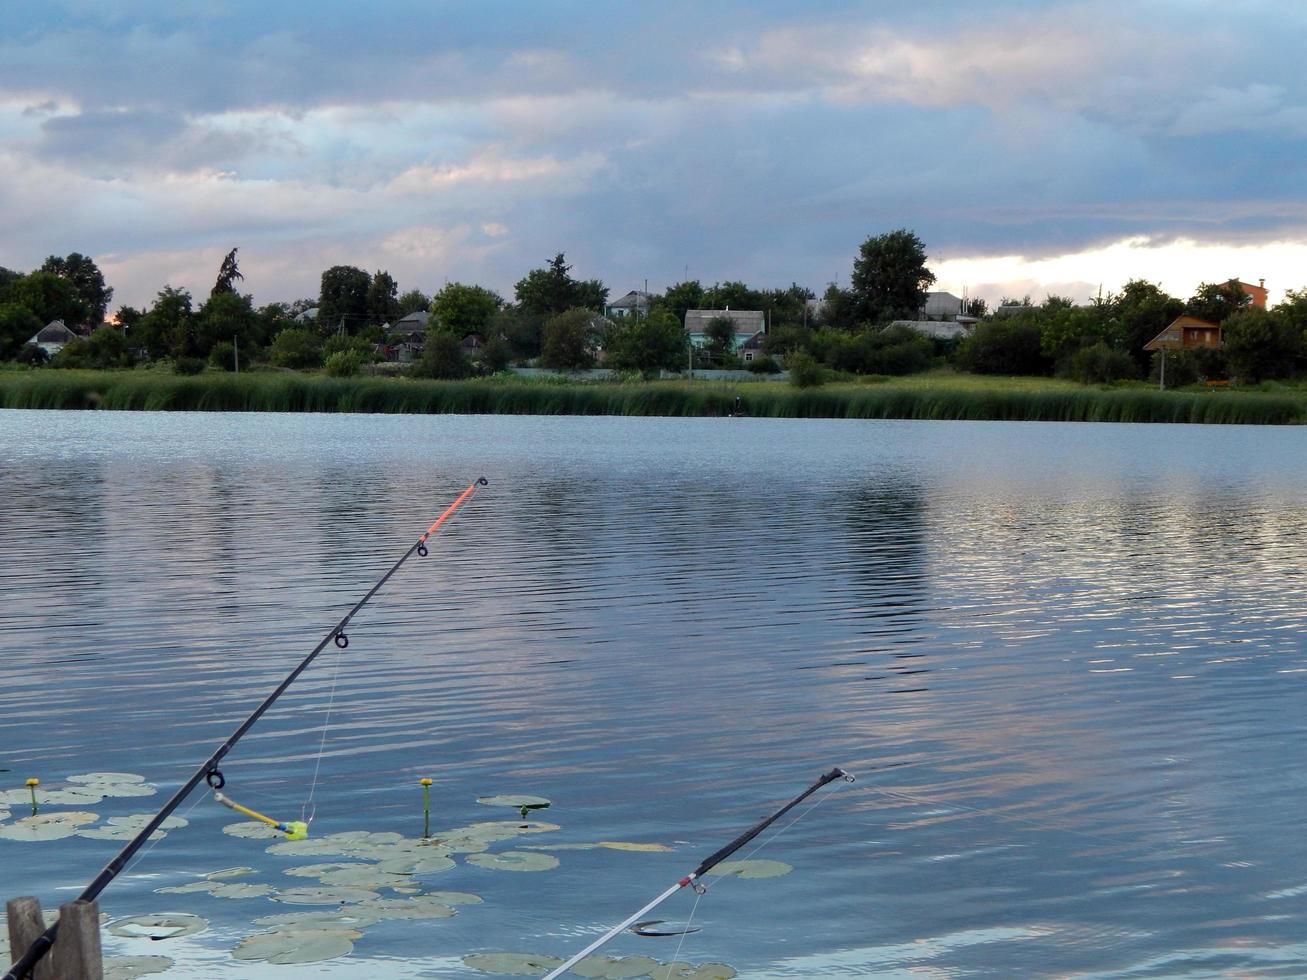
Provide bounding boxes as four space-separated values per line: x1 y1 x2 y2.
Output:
3 0 1306 311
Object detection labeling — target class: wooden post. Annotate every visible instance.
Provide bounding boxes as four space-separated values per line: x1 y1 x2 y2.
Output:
5 896 51 980
49 900 102 980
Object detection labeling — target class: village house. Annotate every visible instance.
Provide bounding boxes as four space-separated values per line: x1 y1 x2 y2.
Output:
605 290 651 318
1143 315 1223 352
919 291 964 321
380 310 428 362
27 320 78 356
684 309 765 350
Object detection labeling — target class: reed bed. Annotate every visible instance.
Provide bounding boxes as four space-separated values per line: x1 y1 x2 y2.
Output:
2 370 1303 425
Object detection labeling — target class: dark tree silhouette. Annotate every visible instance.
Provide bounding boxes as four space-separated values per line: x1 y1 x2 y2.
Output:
212 248 244 296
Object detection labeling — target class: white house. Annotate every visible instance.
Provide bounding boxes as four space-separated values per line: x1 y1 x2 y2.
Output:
28 320 78 356
605 291 651 318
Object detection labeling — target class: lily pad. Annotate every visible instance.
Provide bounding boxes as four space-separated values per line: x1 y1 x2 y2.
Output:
421 890 483 906
103 955 174 980
158 881 275 899
67 772 147 785
706 859 792 879
207 866 257 880
108 914 208 940
252 909 382 930
77 814 188 841
466 851 559 873
464 952 564 975
97 782 158 798
649 965 736 980
374 854 457 875
572 954 662 978
270 886 380 905
223 820 283 840
477 795 552 809
598 841 674 853
354 896 457 920
0 811 100 841
232 928 358 964
0 787 105 806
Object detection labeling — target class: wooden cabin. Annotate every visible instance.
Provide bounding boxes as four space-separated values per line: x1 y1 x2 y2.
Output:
1143 315 1222 352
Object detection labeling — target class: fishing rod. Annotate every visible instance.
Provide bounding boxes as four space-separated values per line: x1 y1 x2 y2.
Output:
4 477 488 980
542 766 854 980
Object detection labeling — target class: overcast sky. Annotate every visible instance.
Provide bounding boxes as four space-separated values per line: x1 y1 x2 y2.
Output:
3 1 1306 310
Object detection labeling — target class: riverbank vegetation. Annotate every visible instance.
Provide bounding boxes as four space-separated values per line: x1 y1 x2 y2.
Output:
4 368 1305 425
5 231 1307 406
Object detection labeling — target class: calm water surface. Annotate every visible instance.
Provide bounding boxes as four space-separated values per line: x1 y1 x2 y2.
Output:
2 411 1307 978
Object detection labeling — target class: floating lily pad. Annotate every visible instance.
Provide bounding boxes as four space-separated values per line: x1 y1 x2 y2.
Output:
421 890 483 906
466 851 559 873
270 886 380 905
649 964 736 980
354 896 456 920
67 772 147 785
477 795 552 809
598 841 674 853
266 830 408 858
0 811 100 841
97 782 157 799
223 820 283 840
464 952 564 975
157 880 275 899
706 859 792 879
103 955 174 980
252 909 382 930
374 854 456 875
108 913 208 940
207 866 257 880
77 814 188 841
0 787 104 806
572 954 662 978
233 928 358 964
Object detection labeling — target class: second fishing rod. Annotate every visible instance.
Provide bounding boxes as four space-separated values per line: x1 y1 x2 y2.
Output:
4 476 489 980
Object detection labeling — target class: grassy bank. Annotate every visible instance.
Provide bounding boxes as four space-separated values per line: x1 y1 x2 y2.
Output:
2 369 1305 424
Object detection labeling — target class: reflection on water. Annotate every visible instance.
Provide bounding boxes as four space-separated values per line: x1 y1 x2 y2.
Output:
2 411 1307 977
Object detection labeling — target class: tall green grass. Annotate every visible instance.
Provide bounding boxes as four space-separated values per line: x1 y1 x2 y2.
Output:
2 370 1303 424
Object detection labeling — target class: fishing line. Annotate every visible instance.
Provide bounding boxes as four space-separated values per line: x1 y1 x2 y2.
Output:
302 637 346 826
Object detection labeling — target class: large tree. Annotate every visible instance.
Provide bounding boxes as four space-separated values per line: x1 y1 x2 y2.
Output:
605 307 686 373
662 280 704 324
195 291 260 357
515 253 602 316
849 229 936 325
397 288 432 316
318 266 371 334
431 283 503 336
0 303 42 360
1187 281 1251 324
134 286 194 359
1111 279 1185 369
40 253 112 325
3 271 90 327
540 308 600 369
703 280 764 312
211 248 244 296
366 270 400 324
1223 308 1300 382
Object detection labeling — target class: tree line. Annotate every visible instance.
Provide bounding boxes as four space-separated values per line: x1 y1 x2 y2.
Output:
5 232 1306 386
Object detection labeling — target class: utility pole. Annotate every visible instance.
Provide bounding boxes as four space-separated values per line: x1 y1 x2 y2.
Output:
233 334 239 374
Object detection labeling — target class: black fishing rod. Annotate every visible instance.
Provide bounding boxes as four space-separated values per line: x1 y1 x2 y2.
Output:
542 766 854 979
4 477 488 980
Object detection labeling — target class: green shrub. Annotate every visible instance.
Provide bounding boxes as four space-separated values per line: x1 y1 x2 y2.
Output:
788 352 824 388
209 341 237 371
15 343 48 366
411 332 468 379
269 328 323 369
49 327 134 370
1061 342 1138 384
746 354 782 374
955 321 1051 375
173 356 205 375
324 351 363 377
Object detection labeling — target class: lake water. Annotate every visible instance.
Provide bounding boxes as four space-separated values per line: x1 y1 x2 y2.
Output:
2 410 1307 979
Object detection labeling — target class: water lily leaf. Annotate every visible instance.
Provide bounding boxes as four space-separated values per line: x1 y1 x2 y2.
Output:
108 914 208 940
598 841 674 853
252 909 382 930
154 882 216 894
573 954 662 978
270 886 380 905
67 772 147 785
206 866 256 880
266 830 409 858
464 952 564 975
477 795 552 809
0 787 104 806
97 782 157 798
0 811 100 841
706 859 792 879
102 955 174 979
155 881 274 899
649 965 736 980
223 820 283 840
374 855 456 875
470 820 560 836
466 851 559 873
352 896 456 920
421 890 483 906
232 928 357 964
77 814 188 841
284 862 370 879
